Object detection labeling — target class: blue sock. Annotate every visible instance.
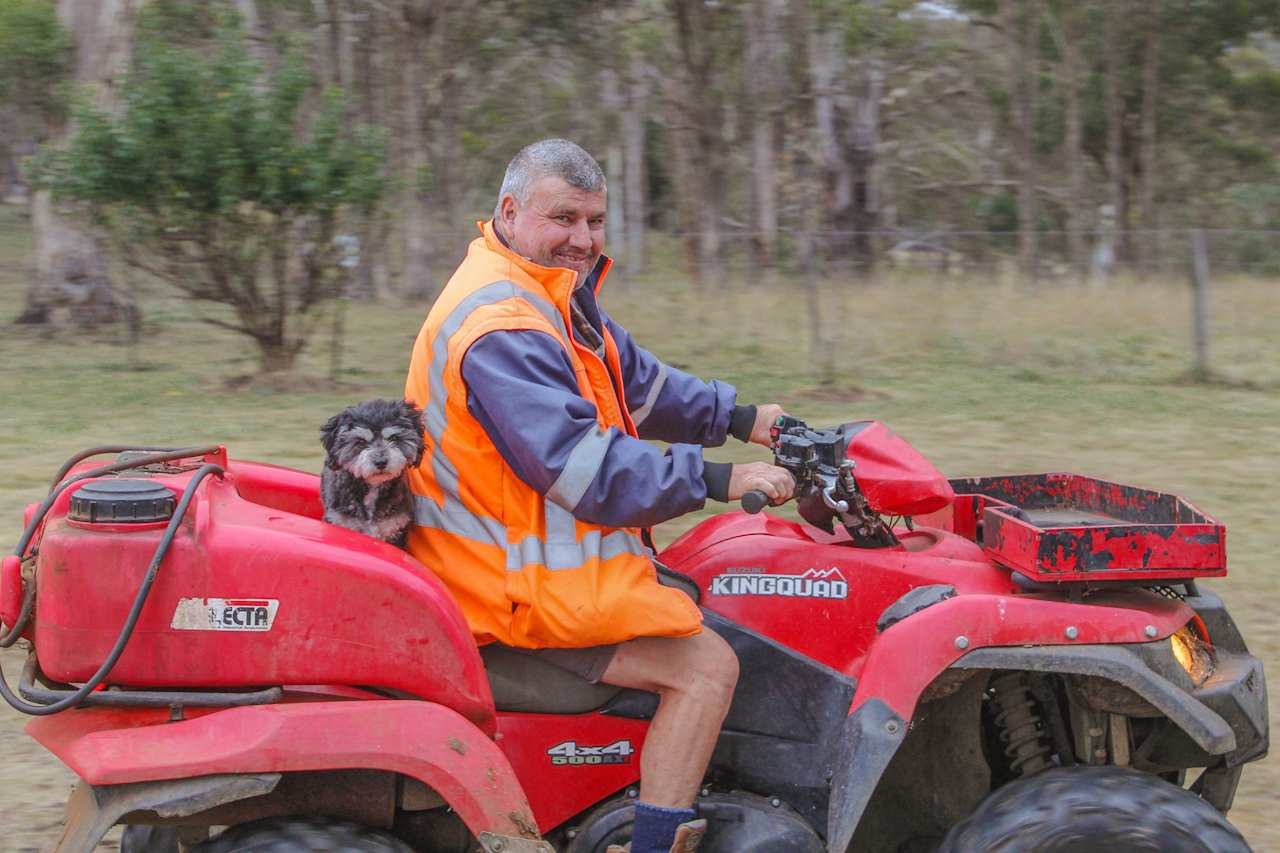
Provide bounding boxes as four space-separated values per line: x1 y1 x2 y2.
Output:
630 802 697 853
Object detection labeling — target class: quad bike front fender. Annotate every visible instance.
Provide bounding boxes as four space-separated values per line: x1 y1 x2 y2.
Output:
848 588 1196 720
824 588 1263 853
823 640 1268 853
28 700 547 853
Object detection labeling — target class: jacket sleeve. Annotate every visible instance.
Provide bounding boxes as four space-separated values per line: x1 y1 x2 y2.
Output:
598 306 746 446
460 329 722 528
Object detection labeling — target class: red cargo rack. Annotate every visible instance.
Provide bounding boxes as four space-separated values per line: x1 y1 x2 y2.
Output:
939 473 1225 583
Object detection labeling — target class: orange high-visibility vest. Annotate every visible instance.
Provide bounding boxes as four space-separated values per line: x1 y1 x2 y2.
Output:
404 220 703 648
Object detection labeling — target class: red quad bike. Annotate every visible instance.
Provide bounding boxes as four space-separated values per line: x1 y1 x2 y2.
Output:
0 420 1268 852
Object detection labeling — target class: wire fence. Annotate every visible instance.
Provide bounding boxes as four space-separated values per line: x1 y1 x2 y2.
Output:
373 219 1280 283
621 227 1280 280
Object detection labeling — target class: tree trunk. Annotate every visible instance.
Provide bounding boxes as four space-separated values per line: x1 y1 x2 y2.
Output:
1103 1 1126 272
1138 5 1160 280
255 337 299 375
670 0 727 287
1052 3 1088 284
351 0 389 300
311 0 346 87
811 10 881 275
19 0 138 327
796 147 833 386
432 57 464 264
622 59 647 274
234 0 273 74
1015 0 1040 284
602 67 627 264
396 2 436 300
664 76 702 282
746 0 783 270
810 26 851 262
848 56 883 273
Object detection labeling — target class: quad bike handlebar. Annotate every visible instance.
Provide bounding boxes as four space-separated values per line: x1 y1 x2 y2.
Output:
741 416 901 548
740 489 771 514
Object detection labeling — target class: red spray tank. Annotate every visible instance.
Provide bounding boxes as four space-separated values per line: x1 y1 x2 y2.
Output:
23 448 496 730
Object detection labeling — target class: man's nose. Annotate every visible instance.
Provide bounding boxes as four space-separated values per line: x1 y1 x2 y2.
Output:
568 219 591 250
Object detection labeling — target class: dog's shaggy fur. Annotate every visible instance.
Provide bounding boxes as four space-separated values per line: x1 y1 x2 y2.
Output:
320 399 425 548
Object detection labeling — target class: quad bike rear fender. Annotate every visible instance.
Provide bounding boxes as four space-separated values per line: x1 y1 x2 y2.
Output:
28 699 548 853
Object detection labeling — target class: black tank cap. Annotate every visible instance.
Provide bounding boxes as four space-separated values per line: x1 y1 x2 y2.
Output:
69 478 176 524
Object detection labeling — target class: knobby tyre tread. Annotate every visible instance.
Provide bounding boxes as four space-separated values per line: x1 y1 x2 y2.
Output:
120 825 180 853
939 766 1251 853
196 816 414 853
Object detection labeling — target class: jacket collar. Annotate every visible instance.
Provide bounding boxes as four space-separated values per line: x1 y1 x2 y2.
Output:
480 219 613 309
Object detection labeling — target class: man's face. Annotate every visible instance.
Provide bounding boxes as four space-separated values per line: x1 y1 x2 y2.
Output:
500 176 606 281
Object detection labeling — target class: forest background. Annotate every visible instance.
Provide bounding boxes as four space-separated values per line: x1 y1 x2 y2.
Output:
1 0 1280 850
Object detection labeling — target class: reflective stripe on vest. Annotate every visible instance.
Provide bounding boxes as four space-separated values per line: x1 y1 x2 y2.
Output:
412 278 647 572
629 362 668 429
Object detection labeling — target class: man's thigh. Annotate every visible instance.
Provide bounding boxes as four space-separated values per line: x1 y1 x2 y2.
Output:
503 643 618 683
600 629 730 693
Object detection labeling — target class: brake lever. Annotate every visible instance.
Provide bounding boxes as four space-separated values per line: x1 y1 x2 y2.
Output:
821 483 849 514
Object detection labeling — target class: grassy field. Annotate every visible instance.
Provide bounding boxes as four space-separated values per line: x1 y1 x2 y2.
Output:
1 204 1277 849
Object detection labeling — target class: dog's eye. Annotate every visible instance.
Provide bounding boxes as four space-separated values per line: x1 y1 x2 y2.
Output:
351 439 367 448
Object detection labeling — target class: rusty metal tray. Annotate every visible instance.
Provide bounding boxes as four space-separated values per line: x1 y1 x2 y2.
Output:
944 473 1225 583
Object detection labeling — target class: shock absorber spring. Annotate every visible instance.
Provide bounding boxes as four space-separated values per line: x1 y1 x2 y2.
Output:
990 672 1054 776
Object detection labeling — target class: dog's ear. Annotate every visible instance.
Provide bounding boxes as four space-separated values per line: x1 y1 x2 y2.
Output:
320 411 347 469
401 400 427 468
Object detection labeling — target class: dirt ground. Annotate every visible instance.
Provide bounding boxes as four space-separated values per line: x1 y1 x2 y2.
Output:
0 650 120 852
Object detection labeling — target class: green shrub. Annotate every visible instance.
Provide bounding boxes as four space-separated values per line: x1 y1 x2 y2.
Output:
34 12 387 374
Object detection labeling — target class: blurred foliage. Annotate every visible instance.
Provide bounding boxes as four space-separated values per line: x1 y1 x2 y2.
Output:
39 18 384 217
0 0 72 123
31 5 387 372
9 0 1280 296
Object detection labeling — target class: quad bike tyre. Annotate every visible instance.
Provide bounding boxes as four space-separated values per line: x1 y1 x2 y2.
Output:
120 825 180 852
193 817 414 853
939 766 1250 853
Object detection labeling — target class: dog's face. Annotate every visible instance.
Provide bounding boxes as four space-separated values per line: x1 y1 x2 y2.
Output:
321 399 425 485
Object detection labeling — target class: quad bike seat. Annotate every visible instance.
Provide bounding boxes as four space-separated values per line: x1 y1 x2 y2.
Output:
480 645 624 713
479 567 699 713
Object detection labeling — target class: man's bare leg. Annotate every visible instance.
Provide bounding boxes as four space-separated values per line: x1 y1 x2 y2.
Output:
599 628 740 806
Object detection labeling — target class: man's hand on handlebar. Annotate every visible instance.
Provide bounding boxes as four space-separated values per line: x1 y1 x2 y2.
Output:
729 462 796 507
748 403 788 446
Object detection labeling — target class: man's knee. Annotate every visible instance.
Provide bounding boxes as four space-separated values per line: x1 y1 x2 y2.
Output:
604 629 740 699
684 629 739 701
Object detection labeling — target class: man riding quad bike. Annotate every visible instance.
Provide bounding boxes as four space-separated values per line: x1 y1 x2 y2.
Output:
0 413 1267 851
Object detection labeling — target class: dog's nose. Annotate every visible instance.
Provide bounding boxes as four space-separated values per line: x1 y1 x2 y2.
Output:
374 459 388 471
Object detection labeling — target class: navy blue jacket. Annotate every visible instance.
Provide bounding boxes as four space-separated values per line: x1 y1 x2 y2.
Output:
462 270 753 529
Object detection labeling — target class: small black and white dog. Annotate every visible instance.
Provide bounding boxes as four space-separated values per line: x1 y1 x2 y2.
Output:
320 398 425 549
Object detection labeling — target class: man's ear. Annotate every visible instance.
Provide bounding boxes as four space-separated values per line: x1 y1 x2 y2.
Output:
499 193 518 229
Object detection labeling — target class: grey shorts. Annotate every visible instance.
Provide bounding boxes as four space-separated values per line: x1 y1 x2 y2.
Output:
503 642 619 683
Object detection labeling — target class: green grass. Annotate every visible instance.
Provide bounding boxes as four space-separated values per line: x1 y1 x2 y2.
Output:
2 205 1279 843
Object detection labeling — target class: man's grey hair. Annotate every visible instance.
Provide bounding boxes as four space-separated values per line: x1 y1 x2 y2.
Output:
494 139 606 220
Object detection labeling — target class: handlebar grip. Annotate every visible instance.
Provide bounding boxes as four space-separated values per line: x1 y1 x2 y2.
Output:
741 490 770 514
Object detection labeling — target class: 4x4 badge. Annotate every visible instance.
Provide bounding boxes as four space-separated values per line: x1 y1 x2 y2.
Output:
547 739 635 766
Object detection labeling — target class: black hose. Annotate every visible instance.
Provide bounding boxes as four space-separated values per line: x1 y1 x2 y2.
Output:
0 462 224 716
48 445 180 492
18 654 283 708
0 580 35 649
16 445 222 559
2 446 220 646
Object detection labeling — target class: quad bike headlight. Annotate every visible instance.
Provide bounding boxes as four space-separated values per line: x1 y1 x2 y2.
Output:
1170 624 1214 686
